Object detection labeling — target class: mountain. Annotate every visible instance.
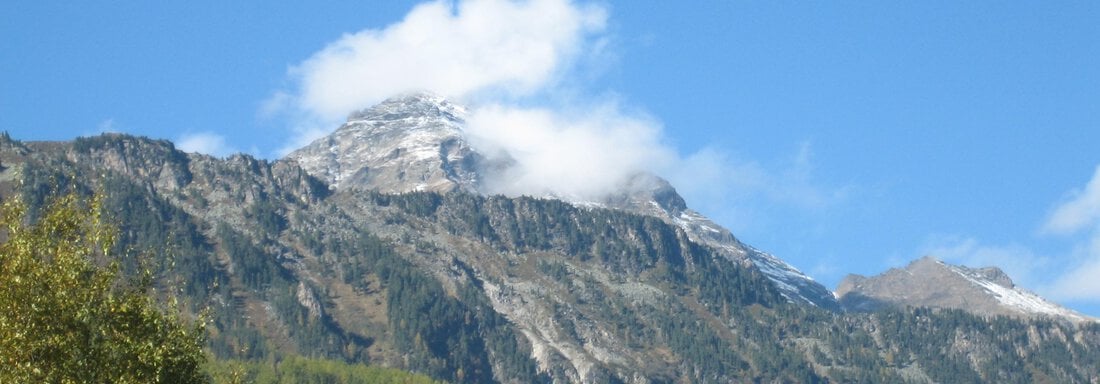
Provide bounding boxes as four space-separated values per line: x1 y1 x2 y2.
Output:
3 118 1100 381
289 93 481 193
837 256 1095 323
288 93 839 310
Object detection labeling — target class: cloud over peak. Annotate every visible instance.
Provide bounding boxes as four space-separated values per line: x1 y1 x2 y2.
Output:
266 0 847 234
286 0 606 123
466 101 673 200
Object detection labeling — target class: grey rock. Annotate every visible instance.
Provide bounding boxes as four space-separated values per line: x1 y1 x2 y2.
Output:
287 93 481 193
837 256 1094 323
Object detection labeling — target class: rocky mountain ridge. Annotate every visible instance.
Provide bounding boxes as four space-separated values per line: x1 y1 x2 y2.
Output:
287 93 838 309
837 256 1095 323
4 131 1100 383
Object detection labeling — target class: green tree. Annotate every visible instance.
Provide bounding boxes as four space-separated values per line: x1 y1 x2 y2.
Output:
0 192 209 383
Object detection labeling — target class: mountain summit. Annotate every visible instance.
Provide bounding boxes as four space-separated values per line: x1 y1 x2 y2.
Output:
837 256 1094 323
287 93 839 309
288 93 481 193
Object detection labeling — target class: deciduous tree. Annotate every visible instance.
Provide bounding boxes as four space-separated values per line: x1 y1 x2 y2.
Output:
0 192 208 383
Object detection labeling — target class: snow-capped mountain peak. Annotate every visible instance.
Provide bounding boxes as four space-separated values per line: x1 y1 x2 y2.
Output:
287 92 481 193
346 92 467 126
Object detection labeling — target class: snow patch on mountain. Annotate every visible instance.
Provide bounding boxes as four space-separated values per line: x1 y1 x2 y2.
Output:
941 260 1094 323
664 202 837 308
837 256 1096 323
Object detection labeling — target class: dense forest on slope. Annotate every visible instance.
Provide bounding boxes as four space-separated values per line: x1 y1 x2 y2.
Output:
2 133 1098 383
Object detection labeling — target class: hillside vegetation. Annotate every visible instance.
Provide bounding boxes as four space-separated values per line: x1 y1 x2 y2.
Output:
1 133 1098 383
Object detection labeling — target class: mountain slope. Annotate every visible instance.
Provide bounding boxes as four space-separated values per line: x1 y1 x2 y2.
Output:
597 173 839 309
9 134 813 382
4 131 1100 383
837 256 1095 323
287 93 839 310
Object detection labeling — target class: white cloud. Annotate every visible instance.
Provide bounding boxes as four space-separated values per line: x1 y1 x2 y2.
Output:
1038 165 1100 302
1042 165 1100 235
271 0 607 153
464 102 848 216
177 132 236 157
267 0 847 225
466 101 673 200
1047 243 1100 301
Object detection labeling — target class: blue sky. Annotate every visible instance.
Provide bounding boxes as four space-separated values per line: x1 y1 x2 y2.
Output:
4 1 1100 316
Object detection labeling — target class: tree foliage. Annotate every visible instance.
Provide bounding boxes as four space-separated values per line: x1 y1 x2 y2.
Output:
0 192 209 383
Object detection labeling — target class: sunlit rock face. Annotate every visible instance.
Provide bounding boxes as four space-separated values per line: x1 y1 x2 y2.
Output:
288 93 481 194
838 256 1094 323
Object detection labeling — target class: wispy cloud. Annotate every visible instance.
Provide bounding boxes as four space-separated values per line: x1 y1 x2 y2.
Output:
467 103 848 213
1042 165 1100 235
1046 241 1100 301
177 132 237 158
1041 166 1100 301
667 142 850 232
773 142 851 210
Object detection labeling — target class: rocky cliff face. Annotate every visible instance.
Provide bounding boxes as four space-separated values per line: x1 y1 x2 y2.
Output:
288 93 839 310
837 256 1094 323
